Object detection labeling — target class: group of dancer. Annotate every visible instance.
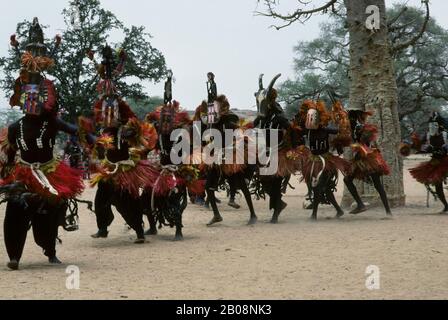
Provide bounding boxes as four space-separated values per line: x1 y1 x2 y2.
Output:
0 19 446 271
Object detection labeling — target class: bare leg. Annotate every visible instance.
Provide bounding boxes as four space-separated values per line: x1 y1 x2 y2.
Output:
206 189 223 226
205 168 223 226
228 175 241 209
325 188 344 218
311 189 320 220
4 200 30 270
92 182 114 238
236 176 257 224
270 177 286 224
344 175 367 214
145 210 158 236
371 173 392 215
435 182 448 213
141 191 158 235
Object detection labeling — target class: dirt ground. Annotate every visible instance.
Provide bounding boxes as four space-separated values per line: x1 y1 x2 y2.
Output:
0 158 447 300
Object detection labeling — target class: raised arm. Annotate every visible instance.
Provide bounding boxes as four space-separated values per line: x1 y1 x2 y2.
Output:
56 117 96 145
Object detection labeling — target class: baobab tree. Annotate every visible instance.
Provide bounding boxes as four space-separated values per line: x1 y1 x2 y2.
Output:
257 0 430 207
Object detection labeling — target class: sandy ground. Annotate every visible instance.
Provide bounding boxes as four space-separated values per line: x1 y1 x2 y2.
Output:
0 158 447 300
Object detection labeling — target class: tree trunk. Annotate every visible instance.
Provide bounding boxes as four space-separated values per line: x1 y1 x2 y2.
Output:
341 0 405 207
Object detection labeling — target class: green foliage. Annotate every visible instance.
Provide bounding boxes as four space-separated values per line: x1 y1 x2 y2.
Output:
0 108 22 128
0 0 167 122
278 4 448 135
127 96 164 120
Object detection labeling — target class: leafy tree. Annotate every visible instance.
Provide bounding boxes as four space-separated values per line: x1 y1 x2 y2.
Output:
278 4 448 137
257 0 431 207
127 96 164 120
0 0 167 121
0 108 22 128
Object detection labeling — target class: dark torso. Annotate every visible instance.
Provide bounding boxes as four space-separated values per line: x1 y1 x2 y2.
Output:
8 116 58 163
212 113 239 133
255 112 291 149
429 134 447 158
159 133 174 165
304 127 338 155
102 127 131 163
208 113 239 149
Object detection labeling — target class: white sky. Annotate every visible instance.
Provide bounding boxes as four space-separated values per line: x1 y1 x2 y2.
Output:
0 0 447 111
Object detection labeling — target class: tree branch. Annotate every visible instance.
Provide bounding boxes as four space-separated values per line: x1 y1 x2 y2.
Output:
387 6 408 29
255 0 338 30
392 0 430 53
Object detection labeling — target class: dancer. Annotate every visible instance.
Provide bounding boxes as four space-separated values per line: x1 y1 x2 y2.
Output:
205 74 257 226
343 106 392 215
253 74 302 223
406 112 448 213
190 101 209 206
143 71 199 240
298 100 350 220
0 19 85 270
88 45 158 243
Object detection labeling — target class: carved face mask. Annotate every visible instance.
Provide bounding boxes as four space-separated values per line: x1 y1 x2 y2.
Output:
256 89 269 118
305 109 320 130
101 97 119 127
201 114 208 125
21 84 44 115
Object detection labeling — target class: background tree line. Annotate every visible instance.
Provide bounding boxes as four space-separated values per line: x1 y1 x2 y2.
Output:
0 0 167 124
277 4 447 138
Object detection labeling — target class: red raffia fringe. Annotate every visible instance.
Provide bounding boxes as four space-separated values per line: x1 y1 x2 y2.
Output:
410 156 448 185
92 160 159 198
351 148 390 179
1 161 84 199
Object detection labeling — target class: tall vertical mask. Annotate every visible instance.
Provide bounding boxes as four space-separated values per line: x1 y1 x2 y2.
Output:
207 101 220 124
206 72 219 125
164 70 173 105
101 97 120 127
26 17 47 58
159 71 176 135
159 104 175 136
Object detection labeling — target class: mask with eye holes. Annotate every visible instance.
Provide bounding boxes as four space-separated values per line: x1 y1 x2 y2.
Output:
305 108 320 130
255 74 282 118
101 96 120 127
21 84 44 115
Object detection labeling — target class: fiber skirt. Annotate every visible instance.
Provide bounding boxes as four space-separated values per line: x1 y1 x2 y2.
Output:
91 159 158 198
301 152 351 184
276 146 309 177
1 159 84 200
351 149 390 180
150 165 202 197
409 156 448 185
